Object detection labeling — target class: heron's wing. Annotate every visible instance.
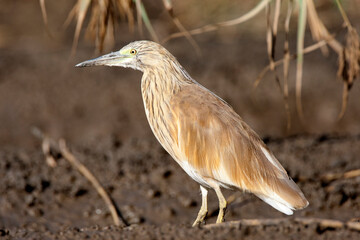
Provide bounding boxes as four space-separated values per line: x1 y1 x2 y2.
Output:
170 84 308 212
170 84 285 186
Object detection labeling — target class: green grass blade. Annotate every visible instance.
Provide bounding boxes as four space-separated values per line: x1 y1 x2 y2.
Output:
296 0 307 122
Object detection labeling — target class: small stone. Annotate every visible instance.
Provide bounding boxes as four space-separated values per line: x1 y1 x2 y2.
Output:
0 229 9 236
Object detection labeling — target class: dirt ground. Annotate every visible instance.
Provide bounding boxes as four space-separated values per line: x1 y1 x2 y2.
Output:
0 1 360 239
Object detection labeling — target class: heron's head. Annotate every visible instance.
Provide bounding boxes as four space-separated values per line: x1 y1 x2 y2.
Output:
76 41 178 72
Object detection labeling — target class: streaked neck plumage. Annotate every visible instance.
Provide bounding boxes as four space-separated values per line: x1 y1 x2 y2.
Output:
140 57 194 112
140 59 193 154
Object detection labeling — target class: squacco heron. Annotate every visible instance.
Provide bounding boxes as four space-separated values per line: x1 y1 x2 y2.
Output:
76 41 308 226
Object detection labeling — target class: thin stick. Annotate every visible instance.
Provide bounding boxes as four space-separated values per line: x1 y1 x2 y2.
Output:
134 0 143 37
283 0 294 132
272 0 281 40
295 0 307 123
42 137 57 168
337 81 349 120
39 0 53 38
204 217 360 231
31 128 128 226
305 0 343 66
164 0 271 42
306 0 329 55
265 0 291 132
265 1 282 92
205 218 288 228
320 168 360 182
138 1 159 42
335 0 351 28
266 3 273 69
32 127 58 167
161 0 201 56
63 3 78 29
58 139 128 227
39 0 48 27
297 167 360 183
254 40 329 89
71 0 91 57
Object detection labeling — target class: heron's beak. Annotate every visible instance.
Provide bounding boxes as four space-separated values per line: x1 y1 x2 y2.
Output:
75 52 128 68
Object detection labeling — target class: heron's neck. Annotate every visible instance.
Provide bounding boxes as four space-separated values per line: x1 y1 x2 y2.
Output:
141 65 192 98
141 68 188 119
141 70 175 109
140 65 194 154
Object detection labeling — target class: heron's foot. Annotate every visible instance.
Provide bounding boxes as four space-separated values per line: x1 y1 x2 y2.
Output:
192 208 208 227
215 201 227 224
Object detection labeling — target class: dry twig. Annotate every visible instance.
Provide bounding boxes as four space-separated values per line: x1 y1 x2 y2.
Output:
320 168 360 182
32 127 128 227
254 40 329 88
161 0 201 56
264 0 292 132
135 0 159 42
31 127 59 167
204 217 360 232
41 137 57 168
282 0 294 131
164 0 271 42
295 0 307 123
335 0 360 120
296 167 360 184
58 139 127 227
39 0 53 38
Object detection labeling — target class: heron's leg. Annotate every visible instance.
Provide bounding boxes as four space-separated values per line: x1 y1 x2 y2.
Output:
214 185 227 223
203 178 227 224
192 185 208 227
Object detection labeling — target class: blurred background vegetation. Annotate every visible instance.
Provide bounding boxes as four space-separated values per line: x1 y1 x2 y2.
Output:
0 0 359 147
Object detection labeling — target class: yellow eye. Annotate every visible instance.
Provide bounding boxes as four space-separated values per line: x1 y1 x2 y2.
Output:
130 49 137 55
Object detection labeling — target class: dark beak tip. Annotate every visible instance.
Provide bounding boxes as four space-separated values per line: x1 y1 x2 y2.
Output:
75 62 86 68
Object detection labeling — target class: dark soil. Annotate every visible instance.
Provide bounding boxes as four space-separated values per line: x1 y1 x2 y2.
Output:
0 1 359 239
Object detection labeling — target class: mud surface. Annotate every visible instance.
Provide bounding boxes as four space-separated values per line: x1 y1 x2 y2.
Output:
1 1 360 239
1 135 360 239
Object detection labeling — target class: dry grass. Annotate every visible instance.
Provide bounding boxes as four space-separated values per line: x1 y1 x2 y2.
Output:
254 0 359 128
64 0 134 55
283 0 294 131
40 0 197 55
265 0 291 131
335 0 360 120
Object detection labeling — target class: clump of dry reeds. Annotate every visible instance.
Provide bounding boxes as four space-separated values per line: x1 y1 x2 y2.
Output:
41 0 140 54
40 0 197 55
